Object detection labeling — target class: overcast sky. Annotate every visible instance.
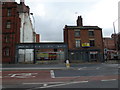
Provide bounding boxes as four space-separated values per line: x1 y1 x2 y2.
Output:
16 0 119 42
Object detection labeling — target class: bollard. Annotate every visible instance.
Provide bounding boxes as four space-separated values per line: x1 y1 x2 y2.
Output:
66 60 70 68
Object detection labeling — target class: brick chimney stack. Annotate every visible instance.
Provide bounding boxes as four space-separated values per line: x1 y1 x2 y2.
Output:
20 0 25 4
77 16 83 26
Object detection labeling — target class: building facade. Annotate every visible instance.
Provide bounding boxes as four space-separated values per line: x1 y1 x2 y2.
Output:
2 2 21 63
64 16 104 62
17 1 35 63
2 1 39 63
103 34 118 60
117 33 120 59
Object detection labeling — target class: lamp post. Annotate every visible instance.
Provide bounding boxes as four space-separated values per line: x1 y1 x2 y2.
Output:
30 13 36 42
30 13 36 64
113 17 120 60
30 13 35 31
113 17 120 51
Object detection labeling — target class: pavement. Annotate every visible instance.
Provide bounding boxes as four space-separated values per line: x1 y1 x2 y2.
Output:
1 60 119 70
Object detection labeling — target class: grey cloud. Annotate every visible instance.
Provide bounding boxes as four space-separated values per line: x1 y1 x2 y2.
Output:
25 1 114 41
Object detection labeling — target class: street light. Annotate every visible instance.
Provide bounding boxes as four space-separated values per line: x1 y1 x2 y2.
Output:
113 17 120 33
113 17 120 51
30 13 36 64
30 13 35 31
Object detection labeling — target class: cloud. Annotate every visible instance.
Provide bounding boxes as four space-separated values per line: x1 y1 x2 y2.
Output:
15 0 119 41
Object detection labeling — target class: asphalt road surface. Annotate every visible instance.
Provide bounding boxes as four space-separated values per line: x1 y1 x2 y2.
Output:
2 63 119 89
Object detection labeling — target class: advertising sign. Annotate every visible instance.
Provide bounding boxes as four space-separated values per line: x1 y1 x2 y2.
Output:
82 43 90 47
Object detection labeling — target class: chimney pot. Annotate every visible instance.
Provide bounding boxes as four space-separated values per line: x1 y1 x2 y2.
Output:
77 15 83 26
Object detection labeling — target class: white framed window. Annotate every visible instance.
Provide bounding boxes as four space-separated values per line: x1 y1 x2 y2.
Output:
5 35 10 43
75 31 80 37
7 8 12 16
75 39 81 48
88 30 94 36
6 20 11 29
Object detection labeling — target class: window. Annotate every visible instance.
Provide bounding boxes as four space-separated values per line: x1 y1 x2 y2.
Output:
89 30 94 36
2 2 6 5
75 40 81 48
90 51 98 60
3 48 10 56
75 31 80 37
7 8 12 16
90 40 95 46
4 35 10 43
6 20 11 29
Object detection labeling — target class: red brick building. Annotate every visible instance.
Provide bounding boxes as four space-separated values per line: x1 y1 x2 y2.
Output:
64 16 104 62
2 1 38 63
2 2 21 63
103 37 115 50
117 33 120 59
36 34 40 43
103 34 118 60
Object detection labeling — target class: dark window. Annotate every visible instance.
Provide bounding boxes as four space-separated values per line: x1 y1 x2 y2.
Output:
7 8 12 16
89 30 94 36
90 54 98 59
90 52 98 60
4 35 10 43
3 48 10 56
6 20 11 29
75 40 81 48
75 31 80 37
54 49 57 52
90 40 95 46
2 2 6 5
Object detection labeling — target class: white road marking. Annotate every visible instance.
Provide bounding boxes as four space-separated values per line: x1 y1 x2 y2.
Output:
50 70 55 78
7 73 37 78
96 67 100 69
78 67 87 70
101 79 117 82
11 74 17 77
43 84 47 87
39 81 88 88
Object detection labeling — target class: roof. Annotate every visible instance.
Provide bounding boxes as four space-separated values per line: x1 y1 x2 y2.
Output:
64 25 102 30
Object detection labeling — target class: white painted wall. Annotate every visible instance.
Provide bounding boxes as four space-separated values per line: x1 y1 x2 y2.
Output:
19 13 34 43
18 12 35 63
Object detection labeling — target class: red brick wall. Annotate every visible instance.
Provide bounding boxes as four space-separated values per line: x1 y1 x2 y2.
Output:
36 34 40 43
2 2 21 63
64 28 104 53
103 38 115 50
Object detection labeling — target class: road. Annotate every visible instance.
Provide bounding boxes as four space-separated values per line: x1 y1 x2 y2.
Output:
1 63 120 89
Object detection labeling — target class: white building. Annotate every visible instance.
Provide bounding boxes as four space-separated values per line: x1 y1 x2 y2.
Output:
17 1 35 63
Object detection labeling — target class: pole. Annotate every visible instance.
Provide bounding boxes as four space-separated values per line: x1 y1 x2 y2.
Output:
30 13 36 64
113 18 120 51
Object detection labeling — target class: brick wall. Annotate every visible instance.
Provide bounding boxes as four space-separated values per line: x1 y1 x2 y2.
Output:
64 28 104 52
2 2 21 63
